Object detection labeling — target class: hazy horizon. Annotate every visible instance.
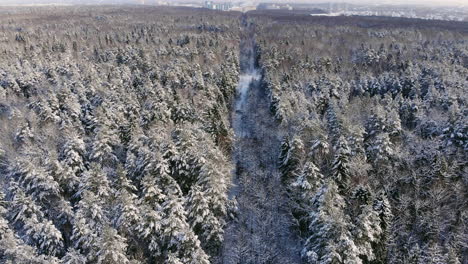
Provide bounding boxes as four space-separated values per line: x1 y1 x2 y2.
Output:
0 0 466 7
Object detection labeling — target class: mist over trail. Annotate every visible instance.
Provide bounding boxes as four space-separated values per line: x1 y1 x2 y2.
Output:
218 16 302 264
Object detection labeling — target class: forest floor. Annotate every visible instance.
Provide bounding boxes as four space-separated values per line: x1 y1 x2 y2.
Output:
218 21 302 264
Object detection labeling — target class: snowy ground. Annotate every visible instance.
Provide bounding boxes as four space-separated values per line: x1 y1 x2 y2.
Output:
218 22 302 264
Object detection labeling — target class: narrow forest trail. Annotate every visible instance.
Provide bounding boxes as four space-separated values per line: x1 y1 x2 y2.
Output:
219 18 302 264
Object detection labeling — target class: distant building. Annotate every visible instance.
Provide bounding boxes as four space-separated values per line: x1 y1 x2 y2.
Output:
257 3 293 11
204 1 213 9
230 5 257 12
204 1 233 11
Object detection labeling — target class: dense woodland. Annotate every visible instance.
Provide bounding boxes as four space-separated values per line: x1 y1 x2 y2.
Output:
0 6 241 263
252 12 467 264
0 5 466 264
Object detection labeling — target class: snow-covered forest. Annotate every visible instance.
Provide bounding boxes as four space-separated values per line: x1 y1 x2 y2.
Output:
0 6 240 263
252 12 467 264
0 5 467 264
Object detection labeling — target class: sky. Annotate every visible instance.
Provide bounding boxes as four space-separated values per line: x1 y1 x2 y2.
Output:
0 0 466 6
293 0 467 5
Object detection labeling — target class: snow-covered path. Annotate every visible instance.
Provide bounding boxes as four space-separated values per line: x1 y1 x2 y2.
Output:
219 19 302 264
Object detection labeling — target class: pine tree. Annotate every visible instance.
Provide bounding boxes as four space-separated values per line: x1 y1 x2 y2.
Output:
56 87 81 124
95 226 130 264
75 163 111 200
302 180 361 264
186 186 210 233
372 192 393 263
113 166 139 234
291 161 323 200
136 171 165 256
290 161 324 233
385 109 403 139
278 136 291 174
446 246 461 264
136 205 163 256
331 137 351 193
166 253 184 264
161 191 209 263
354 203 382 263
71 191 106 258
186 185 224 254
309 138 330 165
9 158 60 201
190 145 231 254
80 105 98 135
420 242 448 264
197 157 229 219
364 113 385 141
59 136 86 193
204 104 231 151
61 249 87 264
167 130 203 194
407 244 422 264
137 151 182 257
366 133 394 165
25 219 64 256
14 123 34 145
279 136 304 184
90 122 119 167
0 190 58 264
325 104 343 146
9 187 64 256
